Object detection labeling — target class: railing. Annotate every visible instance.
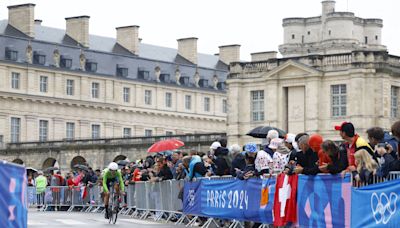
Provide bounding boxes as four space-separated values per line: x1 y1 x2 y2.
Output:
5 132 226 150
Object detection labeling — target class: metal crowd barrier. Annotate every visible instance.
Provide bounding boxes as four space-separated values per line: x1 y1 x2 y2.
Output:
130 180 184 222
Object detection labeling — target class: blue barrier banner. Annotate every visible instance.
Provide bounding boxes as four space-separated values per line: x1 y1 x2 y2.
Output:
351 179 400 227
297 174 351 228
0 161 28 228
183 177 275 223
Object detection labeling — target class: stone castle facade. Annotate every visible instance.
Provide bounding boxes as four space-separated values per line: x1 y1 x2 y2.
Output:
226 0 400 145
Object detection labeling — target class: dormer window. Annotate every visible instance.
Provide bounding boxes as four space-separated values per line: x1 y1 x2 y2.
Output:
116 64 128 77
329 30 331 36
179 76 190 85
33 51 46 65
160 73 170 83
199 79 209 88
291 34 295 39
138 68 150 80
85 60 97 72
5 47 18 61
60 55 72 69
217 82 226 90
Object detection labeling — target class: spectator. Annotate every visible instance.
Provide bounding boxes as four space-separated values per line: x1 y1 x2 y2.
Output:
263 130 279 157
154 157 173 181
294 135 319 175
309 134 331 173
230 144 246 176
354 149 378 184
284 133 297 156
384 131 399 158
334 122 375 170
202 155 216 175
168 152 182 179
391 120 400 158
375 145 400 177
270 139 291 174
182 155 209 180
237 153 257 180
210 141 230 176
35 171 47 208
319 140 348 174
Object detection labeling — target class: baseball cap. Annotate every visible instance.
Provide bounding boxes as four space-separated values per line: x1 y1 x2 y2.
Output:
284 133 296 144
210 141 221 150
334 122 355 137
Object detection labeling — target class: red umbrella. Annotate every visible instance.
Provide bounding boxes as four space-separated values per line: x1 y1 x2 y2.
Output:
147 139 185 153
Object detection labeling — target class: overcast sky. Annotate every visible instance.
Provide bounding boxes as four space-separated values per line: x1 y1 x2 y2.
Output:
1 0 398 60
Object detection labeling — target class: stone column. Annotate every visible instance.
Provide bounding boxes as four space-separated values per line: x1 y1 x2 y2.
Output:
25 115 37 141
104 122 114 138
79 120 89 139
52 117 64 140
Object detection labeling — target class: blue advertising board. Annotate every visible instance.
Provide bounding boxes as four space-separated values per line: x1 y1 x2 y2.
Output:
0 161 28 228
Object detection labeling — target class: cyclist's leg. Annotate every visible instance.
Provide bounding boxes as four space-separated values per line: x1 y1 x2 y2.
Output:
104 179 113 219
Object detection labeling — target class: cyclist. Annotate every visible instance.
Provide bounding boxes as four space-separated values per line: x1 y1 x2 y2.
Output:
102 162 125 219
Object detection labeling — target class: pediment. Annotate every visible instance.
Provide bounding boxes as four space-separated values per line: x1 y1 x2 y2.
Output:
261 60 321 79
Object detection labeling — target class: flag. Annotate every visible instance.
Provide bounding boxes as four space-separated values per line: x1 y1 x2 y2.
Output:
273 173 298 226
80 186 87 199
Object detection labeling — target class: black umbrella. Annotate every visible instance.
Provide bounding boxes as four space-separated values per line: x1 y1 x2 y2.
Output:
116 160 129 168
43 166 59 173
26 167 38 173
73 164 89 172
246 126 287 138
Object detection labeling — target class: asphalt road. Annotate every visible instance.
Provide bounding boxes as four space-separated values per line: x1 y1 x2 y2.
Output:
28 209 181 228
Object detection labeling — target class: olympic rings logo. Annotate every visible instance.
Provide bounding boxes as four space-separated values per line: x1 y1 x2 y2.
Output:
370 192 397 225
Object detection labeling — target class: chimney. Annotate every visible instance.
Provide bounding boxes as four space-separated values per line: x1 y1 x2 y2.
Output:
322 0 335 17
116 25 139 54
219 44 240 64
251 51 277 62
177 37 198 64
34 19 42 25
7 3 35 38
65 16 90 48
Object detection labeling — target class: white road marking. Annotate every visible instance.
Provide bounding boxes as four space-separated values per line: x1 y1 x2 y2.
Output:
27 221 47 226
55 219 86 225
118 218 160 225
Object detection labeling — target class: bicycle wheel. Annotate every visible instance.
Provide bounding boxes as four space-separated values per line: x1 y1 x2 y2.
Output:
111 194 118 224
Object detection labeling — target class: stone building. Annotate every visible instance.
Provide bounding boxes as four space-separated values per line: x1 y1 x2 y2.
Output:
0 3 239 145
227 0 400 145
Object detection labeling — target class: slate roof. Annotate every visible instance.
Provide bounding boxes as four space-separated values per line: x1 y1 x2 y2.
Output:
0 20 228 91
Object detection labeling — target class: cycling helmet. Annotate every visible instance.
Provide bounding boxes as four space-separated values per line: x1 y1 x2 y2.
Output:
108 162 118 171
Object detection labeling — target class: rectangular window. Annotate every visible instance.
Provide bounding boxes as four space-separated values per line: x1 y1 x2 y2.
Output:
291 34 295 39
92 82 99 98
10 117 20 143
66 122 75 140
66 79 74 96
331 84 347 117
91 124 100 139
5 48 18 61
166 131 173 136
144 90 152 105
391 86 399 118
40 76 48 93
185 95 192 110
39 120 48 142
60 57 72 69
123 87 130 103
365 36 368 44
204 97 210 112
165 92 172 108
222 99 228 113
375 35 379 41
11 72 20 89
123 128 131 138
145 129 153 137
33 52 46 65
251 90 265 122
85 61 97 72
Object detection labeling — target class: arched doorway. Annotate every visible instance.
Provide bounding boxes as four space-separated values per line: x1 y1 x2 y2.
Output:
113 155 127 162
42 157 59 170
12 158 24 165
70 156 87 170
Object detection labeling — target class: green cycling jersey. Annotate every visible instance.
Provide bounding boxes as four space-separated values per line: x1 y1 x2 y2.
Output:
102 168 125 193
